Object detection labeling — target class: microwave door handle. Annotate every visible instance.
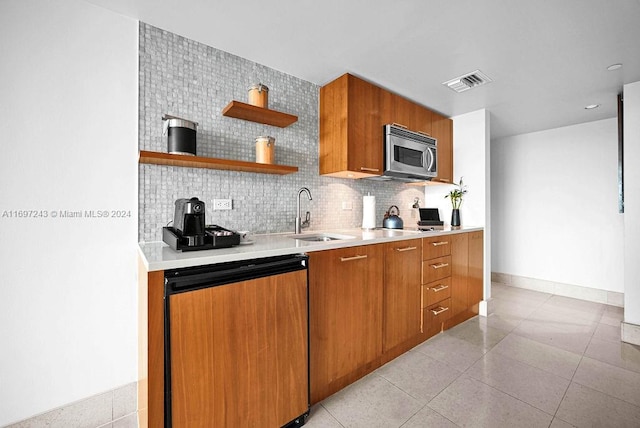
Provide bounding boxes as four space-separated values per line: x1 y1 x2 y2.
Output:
423 149 434 171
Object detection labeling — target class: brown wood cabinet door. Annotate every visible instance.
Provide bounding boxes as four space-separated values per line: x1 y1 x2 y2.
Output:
468 231 484 314
347 75 383 175
391 94 417 131
146 270 166 428
450 232 469 317
319 74 349 175
414 105 433 136
383 239 422 352
431 112 453 184
319 74 384 177
379 88 394 126
309 244 384 403
169 270 308 428
380 90 432 136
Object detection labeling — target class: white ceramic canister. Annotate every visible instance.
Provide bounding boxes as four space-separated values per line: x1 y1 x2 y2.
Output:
248 83 269 108
255 136 275 164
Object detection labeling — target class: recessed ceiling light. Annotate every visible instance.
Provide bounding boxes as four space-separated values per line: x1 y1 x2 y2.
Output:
607 63 622 71
585 104 600 110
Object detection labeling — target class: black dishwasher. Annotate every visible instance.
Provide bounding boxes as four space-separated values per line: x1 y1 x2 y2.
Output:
164 254 309 428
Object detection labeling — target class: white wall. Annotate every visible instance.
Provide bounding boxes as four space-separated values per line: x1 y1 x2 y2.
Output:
425 109 491 299
492 118 624 293
624 81 640 325
424 109 489 227
0 0 138 425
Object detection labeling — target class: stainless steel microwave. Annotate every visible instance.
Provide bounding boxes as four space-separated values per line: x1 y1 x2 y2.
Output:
382 124 437 181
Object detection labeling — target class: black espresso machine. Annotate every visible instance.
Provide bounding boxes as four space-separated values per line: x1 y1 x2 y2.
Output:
163 197 240 251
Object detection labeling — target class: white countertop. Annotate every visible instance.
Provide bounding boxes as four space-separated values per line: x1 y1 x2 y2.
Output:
138 226 483 271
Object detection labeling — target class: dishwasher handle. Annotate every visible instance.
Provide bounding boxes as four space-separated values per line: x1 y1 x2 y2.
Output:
165 254 308 294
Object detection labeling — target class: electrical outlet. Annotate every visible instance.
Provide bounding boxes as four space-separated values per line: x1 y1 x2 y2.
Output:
341 201 353 210
213 199 232 210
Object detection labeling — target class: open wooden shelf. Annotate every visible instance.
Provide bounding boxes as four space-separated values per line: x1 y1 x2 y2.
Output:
139 150 298 175
222 101 298 127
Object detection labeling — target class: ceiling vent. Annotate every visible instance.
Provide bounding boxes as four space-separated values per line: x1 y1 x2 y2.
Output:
443 70 493 93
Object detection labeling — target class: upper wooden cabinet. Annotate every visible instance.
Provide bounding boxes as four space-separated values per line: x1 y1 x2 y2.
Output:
320 73 451 182
319 74 384 178
383 92 432 136
414 104 433 137
431 112 453 184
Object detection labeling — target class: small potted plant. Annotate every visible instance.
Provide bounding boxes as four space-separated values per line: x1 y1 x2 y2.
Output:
445 177 467 228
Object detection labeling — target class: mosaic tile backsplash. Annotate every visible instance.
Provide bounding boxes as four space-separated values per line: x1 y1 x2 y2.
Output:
139 23 424 242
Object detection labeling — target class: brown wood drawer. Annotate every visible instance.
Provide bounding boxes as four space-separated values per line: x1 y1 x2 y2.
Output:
422 236 452 260
422 277 452 308
424 298 452 328
422 255 452 283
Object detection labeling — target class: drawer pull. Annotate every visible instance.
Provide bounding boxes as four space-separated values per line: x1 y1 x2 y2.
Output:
431 306 449 316
340 255 368 262
392 122 408 129
431 262 449 269
396 246 417 252
432 284 449 292
431 241 449 247
417 131 432 137
360 167 380 172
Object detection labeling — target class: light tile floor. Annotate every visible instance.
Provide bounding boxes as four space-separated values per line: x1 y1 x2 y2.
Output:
305 283 640 428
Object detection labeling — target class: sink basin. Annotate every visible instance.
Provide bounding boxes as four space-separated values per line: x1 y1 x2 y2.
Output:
300 236 336 242
288 232 355 242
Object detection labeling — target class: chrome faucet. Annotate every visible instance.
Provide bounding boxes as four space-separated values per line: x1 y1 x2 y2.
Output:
295 187 312 234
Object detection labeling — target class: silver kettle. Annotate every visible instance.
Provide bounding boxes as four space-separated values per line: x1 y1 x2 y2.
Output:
383 205 404 229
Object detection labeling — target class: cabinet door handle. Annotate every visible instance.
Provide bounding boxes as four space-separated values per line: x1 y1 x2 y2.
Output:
431 262 449 269
432 284 449 292
395 246 417 252
360 167 380 172
391 122 408 129
340 255 368 262
431 241 449 247
431 306 449 316
420 285 424 333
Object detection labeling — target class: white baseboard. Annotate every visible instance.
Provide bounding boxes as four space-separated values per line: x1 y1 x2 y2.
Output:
491 272 624 307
